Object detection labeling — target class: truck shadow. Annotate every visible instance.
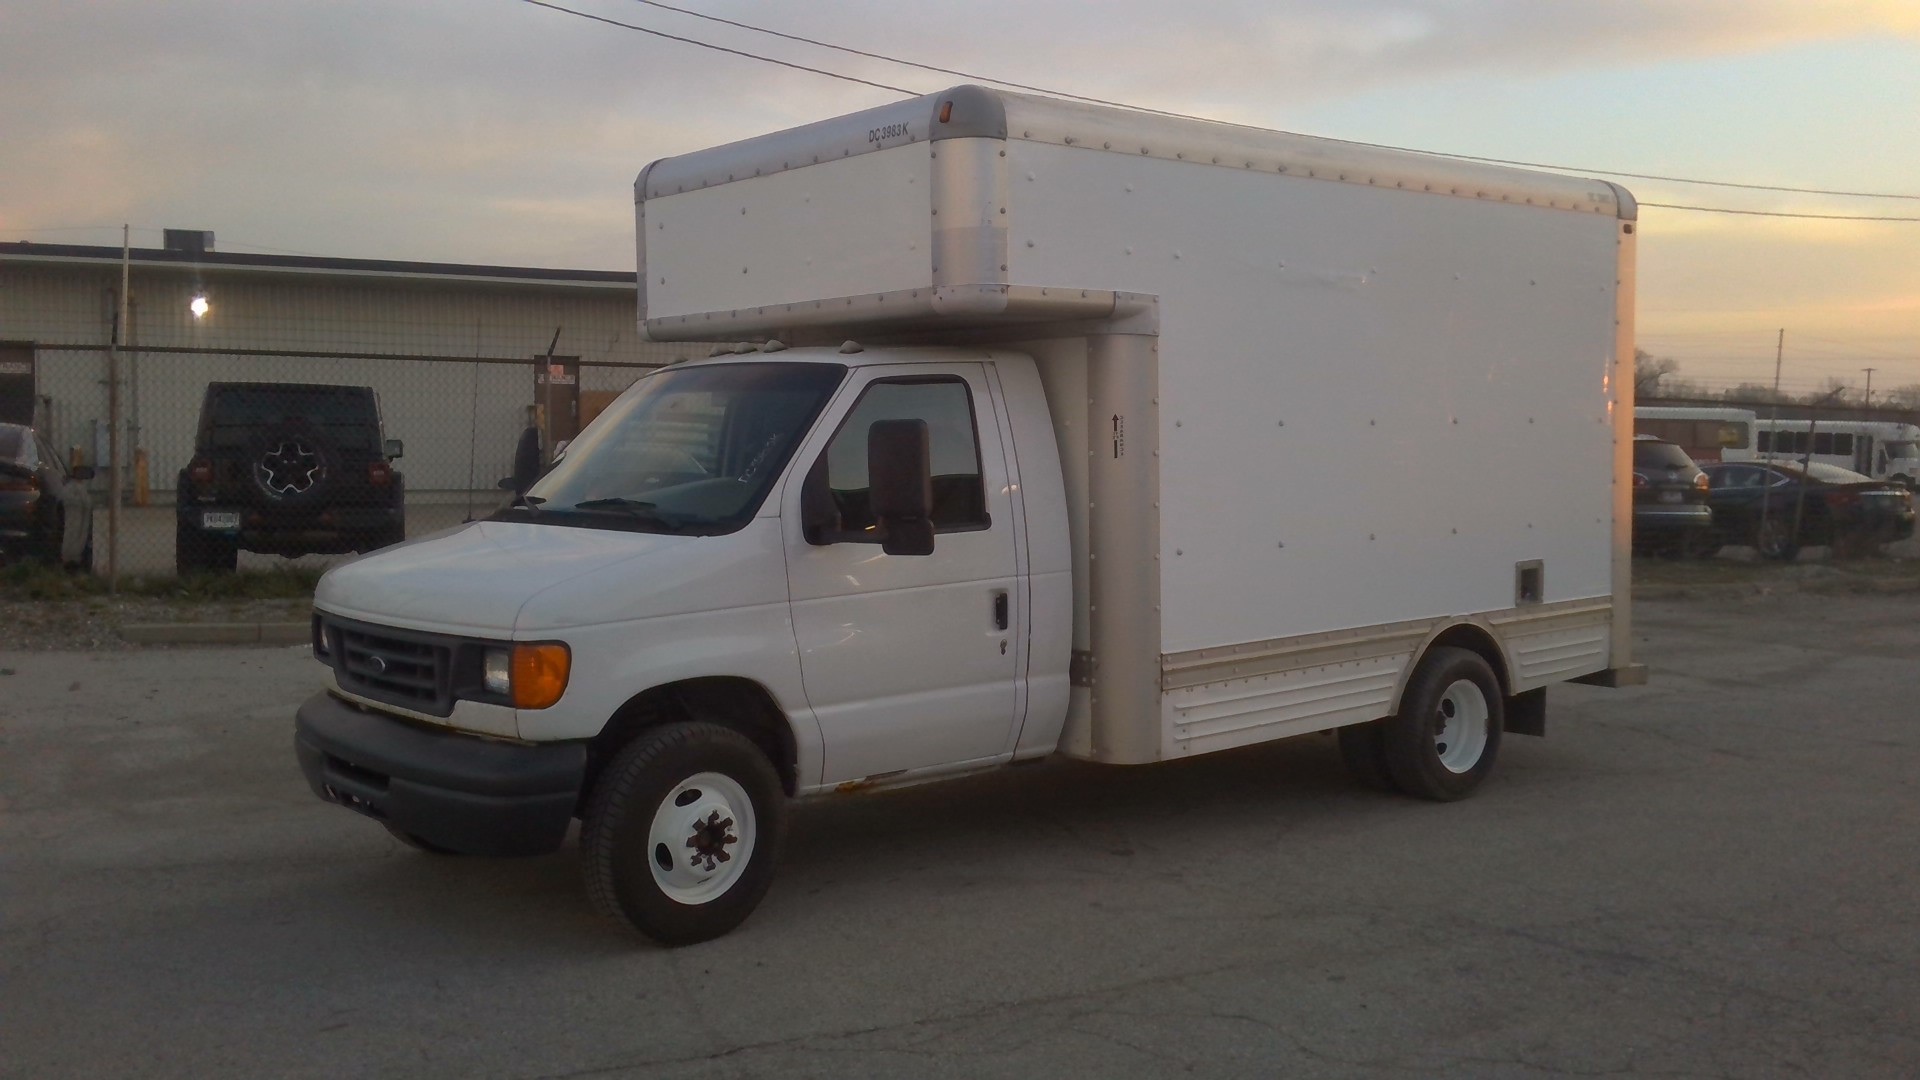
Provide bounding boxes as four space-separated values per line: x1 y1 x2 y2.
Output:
329 733 1456 952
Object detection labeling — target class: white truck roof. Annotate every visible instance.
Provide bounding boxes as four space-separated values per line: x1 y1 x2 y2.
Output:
635 85 1632 342
641 85 1629 218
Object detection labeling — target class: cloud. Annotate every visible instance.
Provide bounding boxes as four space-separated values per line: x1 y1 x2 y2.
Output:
1 0 1916 274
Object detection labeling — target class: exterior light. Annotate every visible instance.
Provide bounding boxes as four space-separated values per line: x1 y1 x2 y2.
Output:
190 295 210 318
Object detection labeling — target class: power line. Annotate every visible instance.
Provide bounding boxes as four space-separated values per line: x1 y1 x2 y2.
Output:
521 0 918 96
619 0 1920 205
1641 202 1920 222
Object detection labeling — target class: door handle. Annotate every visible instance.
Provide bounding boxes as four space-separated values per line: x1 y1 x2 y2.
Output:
993 590 1009 631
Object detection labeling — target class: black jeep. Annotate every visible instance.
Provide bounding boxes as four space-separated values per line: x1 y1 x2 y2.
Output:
175 383 405 573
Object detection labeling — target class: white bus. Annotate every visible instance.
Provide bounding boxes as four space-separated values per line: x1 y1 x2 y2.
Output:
1633 406 1757 463
1749 419 1920 488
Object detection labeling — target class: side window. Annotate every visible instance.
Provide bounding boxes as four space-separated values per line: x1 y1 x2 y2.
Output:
819 377 989 538
1832 433 1853 455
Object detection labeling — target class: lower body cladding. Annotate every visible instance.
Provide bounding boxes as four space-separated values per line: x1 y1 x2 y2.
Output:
294 692 585 857
1070 598 1617 763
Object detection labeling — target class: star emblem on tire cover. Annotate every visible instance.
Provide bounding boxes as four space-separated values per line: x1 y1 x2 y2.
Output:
258 440 323 495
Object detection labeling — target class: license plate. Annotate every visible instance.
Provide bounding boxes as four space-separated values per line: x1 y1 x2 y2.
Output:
1659 491 1683 504
201 511 241 531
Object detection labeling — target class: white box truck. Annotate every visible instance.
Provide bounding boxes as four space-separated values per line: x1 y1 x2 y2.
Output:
295 86 1645 944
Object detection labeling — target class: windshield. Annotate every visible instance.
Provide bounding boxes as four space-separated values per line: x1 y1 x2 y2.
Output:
1884 440 1917 462
501 361 844 535
205 386 379 449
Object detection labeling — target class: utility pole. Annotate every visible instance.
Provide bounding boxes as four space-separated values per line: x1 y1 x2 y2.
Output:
109 225 129 591
1862 367 1876 409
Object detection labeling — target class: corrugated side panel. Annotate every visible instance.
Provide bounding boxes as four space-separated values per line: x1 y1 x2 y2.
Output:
1168 652 1407 757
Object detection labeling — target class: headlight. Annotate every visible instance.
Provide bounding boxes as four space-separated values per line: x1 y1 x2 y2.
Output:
479 643 570 709
483 648 512 696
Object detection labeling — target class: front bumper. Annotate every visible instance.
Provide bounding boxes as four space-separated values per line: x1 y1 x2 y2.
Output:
294 692 586 856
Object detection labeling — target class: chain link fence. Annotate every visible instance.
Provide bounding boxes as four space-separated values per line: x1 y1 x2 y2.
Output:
2 252 683 579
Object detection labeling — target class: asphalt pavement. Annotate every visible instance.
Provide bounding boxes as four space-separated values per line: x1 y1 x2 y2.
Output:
2 590 1916 1078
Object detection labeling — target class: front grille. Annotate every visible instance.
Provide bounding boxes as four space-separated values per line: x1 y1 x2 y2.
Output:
321 615 455 716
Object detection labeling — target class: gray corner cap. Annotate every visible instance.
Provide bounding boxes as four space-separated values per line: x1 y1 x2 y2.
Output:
635 159 664 204
1600 180 1638 221
929 84 1007 142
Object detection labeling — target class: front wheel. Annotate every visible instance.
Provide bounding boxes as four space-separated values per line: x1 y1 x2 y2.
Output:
1380 647 1505 801
581 722 785 946
1754 517 1799 561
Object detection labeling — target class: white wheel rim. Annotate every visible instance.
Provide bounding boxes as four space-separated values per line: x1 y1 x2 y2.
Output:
647 772 756 906
1432 679 1490 774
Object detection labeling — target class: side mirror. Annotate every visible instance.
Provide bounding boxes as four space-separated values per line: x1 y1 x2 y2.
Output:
383 438 404 460
868 418 934 556
70 465 97 481
552 439 570 458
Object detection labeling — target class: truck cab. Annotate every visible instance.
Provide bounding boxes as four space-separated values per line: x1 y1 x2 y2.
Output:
299 345 1070 941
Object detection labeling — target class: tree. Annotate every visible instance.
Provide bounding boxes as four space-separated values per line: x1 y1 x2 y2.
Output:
1634 348 1679 396
1802 377 1852 405
1880 384 1920 410
1722 383 1783 405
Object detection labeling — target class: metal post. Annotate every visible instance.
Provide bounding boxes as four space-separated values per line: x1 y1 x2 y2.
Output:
1862 367 1876 410
108 225 129 589
1790 410 1818 555
1758 329 1784 544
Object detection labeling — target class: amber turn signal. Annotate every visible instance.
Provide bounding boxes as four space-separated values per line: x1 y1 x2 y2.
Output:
511 643 571 709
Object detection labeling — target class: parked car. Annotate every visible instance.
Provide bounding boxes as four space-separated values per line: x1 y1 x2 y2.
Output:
1632 435 1713 557
1697 460 1916 560
175 383 405 574
0 422 95 570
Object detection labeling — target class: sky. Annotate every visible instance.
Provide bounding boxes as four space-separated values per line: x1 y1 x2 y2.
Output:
3 0 1916 395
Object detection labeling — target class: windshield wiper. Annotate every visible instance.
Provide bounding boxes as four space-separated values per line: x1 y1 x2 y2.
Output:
569 497 692 527
509 494 547 512
572 496 658 513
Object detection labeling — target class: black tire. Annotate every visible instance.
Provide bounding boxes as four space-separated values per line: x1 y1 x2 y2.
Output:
1754 517 1799 561
33 505 66 566
582 722 785 947
175 517 207 575
385 825 464 855
1337 721 1398 792
1380 647 1505 802
244 419 342 509
364 522 407 552
1680 531 1722 560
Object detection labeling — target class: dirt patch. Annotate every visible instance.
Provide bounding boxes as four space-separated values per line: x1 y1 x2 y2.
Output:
0 595 310 651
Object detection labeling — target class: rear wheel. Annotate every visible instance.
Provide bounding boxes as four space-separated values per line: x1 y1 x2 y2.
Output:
582 722 785 946
1380 647 1504 802
1679 530 1722 560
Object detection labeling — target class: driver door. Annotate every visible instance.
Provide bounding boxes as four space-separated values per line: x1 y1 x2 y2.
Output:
782 364 1022 785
